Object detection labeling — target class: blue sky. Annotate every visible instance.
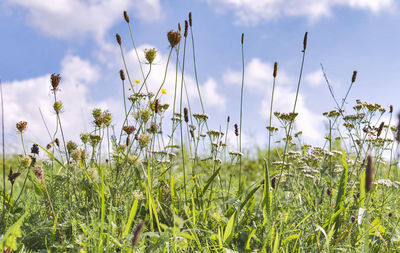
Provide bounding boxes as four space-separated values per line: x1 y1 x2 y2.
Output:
0 0 399 151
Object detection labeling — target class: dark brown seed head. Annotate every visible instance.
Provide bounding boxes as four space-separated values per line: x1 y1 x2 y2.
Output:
241 33 244 45
190 129 195 138
46 143 52 149
327 187 332 196
178 23 181 32
227 116 230 123
390 105 393 113
50 73 61 91
16 121 27 133
189 12 192 27
184 20 188 37
377 122 384 137
351 216 356 223
123 125 136 135
154 99 159 114
271 176 276 189
126 136 130 146
365 154 376 193
135 133 139 141
167 30 181 48
234 124 239 136
132 221 145 247
55 138 60 147
184 107 189 123
123 11 130 23
352 71 357 83
31 144 39 155
303 32 308 52
116 33 122 45
273 62 278 78
119 69 125 81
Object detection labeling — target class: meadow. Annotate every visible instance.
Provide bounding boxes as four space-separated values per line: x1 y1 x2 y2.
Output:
1 11 400 252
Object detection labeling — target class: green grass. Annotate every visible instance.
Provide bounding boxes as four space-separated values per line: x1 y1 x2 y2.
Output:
2 11 400 252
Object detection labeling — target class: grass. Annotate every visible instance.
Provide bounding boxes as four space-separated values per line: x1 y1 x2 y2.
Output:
1 10 400 252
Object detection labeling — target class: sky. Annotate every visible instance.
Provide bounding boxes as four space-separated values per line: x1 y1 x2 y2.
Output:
0 0 399 153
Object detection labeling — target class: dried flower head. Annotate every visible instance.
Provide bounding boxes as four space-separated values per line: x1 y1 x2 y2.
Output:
139 134 151 148
119 69 125 81
147 122 158 134
71 149 81 162
67 141 78 154
50 73 61 91
31 144 39 155
184 107 189 123
184 20 188 37
132 221 145 247
167 30 181 48
241 33 244 44
273 62 278 78
234 123 239 136
154 99 159 114
189 12 192 27
34 165 44 181
123 10 130 23
55 138 60 147
352 71 357 83
8 168 21 185
303 32 308 52
144 48 157 64
377 122 384 137
123 125 136 135
16 121 27 133
366 154 376 193
116 33 122 45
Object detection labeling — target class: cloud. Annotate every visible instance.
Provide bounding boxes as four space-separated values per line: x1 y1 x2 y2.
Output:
305 69 325 87
204 0 395 25
2 54 121 152
223 58 325 143
5 0 163 40
223 59 292 92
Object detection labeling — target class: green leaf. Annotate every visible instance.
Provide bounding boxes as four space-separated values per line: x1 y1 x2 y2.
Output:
122 198 139 238
0 212 27 250
200 166 222 197
223 211 236 244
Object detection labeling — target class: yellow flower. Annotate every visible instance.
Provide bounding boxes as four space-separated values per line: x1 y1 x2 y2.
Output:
161 89 167 94
134 80 140 84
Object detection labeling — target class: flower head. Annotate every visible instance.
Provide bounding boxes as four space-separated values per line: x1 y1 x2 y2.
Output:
134 80 141 84
161 89 167 95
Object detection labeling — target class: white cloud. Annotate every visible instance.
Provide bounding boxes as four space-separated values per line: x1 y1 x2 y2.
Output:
223 58 291 92
204 0 395 25
5 0 162 40
305 69 325 87
2 54 121 152
224 58 325 143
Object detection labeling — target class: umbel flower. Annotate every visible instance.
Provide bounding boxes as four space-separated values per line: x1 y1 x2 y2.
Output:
167 30 181 48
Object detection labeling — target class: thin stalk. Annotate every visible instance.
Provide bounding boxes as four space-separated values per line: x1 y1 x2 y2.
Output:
1 80 5 235
154 48 173 100
127 22 148 92
238 33 245 193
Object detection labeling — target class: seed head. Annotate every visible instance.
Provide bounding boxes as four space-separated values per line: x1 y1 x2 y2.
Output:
227 116 230 123
119 69 125 81
144 48 157 64
178 23 181 32
184 107 189 123
241 33 244 45
352 71 357 83
189 12 192 27
234 123 239 136
46 143 52 149
167 30 181 48
50 74 61 91
67 140 78 154
53 101 63 113
132 221 145 247
390 105 393 113
303 32 308 52
123 11 130 23
273 62 278 78
184 20 188 37
116 33 122 45
154 99 159 114
90 135 101 147
80 133 90 144
31 144 39 155
271 176 276 189
21 155 32 168
34 165 44 182
123 125 136 135
126 136 130 146
103 111 112 127
16 121 27 133
365 154 376 193
377 122 384 137
148 122 158 134
55 138 60 147
92 108 102 121
139 134 151 148
327 187 332 196
71 149 81 162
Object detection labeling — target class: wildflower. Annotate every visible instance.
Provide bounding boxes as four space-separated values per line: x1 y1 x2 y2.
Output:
16 121 27 133
50 73 61 91
133 189 145 200
67 141 78 154
8 168 21 185
103 111 112 127
144 48 157 64
123 125 136 135
128 155 140 167
167 30 181 48
71 149 81 162
193 113 209 121
139 134 151 148
161 88 167 95
53 101 63 113
89 135 101 147
140 109 151 123
31 144 39 155
87 167 98 180
92 108 102 121
80 133 90 144
134 80 141 84
21 156 32 168
34 165 44 181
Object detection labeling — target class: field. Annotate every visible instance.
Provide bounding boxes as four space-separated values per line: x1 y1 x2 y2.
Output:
1 11 400 252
